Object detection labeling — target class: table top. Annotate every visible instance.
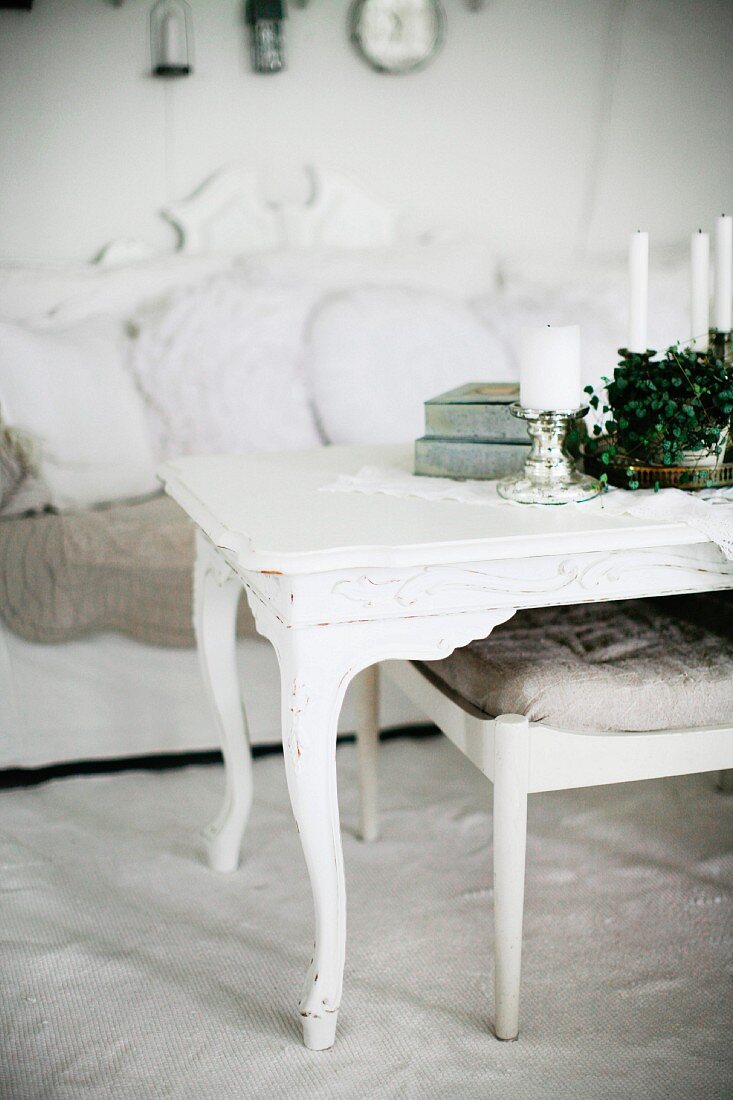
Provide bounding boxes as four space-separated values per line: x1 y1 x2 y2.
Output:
159 444 709 574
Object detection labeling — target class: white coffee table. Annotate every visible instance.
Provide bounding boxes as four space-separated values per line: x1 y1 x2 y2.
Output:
159 443 733 1050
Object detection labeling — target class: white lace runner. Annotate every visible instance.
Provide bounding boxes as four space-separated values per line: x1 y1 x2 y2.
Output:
320 465 733 561
598 485 733 560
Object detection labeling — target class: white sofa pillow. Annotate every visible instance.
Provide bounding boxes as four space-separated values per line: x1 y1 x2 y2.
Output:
130 274 322 458
306 287 515 445
0 316 159 510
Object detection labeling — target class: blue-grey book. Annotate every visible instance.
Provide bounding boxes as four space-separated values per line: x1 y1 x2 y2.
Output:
424 382 525 443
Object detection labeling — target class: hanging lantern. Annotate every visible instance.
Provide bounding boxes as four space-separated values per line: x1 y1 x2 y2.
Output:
150 0 193 78
246 0 287 74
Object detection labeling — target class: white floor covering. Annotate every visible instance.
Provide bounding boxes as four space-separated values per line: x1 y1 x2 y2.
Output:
1 735 731 1100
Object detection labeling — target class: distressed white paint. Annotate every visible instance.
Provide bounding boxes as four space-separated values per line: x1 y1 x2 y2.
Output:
163 443 733 1049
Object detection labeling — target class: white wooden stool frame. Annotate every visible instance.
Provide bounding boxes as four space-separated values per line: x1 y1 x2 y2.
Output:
381 659 733 1040
161 445 733 1051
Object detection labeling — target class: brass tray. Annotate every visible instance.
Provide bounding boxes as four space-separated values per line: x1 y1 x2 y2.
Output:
583 452 733 491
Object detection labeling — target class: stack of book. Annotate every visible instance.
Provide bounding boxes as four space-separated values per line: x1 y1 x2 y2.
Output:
414 382 530 480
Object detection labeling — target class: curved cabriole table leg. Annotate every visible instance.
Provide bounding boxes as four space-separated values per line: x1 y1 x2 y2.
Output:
194 531 253 874
243 590 517 1050
274 626 355 1050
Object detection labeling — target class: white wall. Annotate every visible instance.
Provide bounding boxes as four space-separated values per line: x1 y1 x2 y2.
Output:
0 0 731 262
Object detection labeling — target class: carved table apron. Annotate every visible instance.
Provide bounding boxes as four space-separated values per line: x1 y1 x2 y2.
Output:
160 443 733 1051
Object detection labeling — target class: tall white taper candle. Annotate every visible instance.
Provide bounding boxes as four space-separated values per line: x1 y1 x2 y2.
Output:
714 214 732 333
628 230 649 353
519 324 581 411
690 229 709 352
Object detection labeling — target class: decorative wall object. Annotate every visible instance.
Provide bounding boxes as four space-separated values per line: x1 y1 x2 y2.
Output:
246 0 287 73
349 0 445 74
150 0 193 78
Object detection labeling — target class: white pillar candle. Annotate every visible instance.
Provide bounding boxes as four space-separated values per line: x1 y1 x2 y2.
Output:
690 229 709 352
628 230 649 352
519 324 581 411
713 213 732 332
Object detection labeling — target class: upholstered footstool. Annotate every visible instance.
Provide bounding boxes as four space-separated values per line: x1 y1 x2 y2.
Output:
385 596 733 1040
419 596 733 734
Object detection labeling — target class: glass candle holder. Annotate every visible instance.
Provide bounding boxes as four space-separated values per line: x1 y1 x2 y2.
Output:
150 0 193 77
497 404 602 505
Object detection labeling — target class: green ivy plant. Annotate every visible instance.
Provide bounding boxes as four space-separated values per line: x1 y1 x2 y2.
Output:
583 345 733 489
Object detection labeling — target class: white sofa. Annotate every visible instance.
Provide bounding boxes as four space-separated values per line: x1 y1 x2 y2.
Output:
0 168 691 770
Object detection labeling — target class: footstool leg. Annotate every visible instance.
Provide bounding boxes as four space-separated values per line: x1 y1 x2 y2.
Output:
717 769 733 792
492 713 530 1041
194 532 253 874
354 664 380 842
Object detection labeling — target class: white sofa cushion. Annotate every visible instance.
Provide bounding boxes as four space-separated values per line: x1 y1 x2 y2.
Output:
0 262 95 322
0 254 232 325
493 253 690 362
474 256 690 404
241 241 500 301
0 316 159 510
306 286 514 445
130 274 322 458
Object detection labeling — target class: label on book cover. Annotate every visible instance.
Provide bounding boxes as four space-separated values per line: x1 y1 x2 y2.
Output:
425 382 520 406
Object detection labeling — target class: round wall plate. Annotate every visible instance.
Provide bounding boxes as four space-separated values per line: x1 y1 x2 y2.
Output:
348 0 445 75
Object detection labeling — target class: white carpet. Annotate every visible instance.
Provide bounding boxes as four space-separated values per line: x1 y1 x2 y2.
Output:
1 735 731 1100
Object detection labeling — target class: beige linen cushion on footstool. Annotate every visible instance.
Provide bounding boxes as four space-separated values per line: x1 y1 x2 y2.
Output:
420 598 733 733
